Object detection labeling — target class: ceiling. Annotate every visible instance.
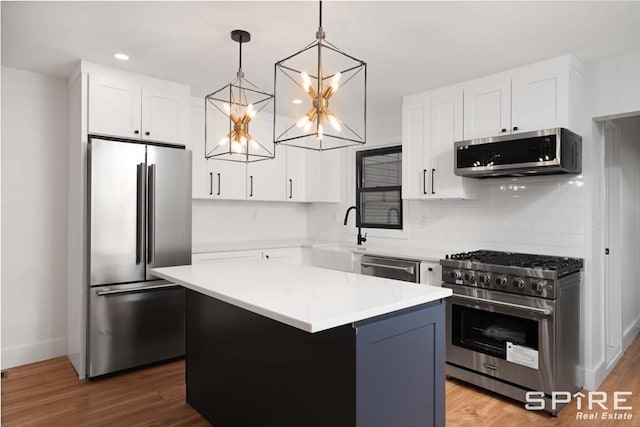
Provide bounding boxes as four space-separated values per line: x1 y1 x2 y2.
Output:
3 1 640 139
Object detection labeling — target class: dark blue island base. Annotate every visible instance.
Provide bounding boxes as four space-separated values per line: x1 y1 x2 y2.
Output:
185 290 446 427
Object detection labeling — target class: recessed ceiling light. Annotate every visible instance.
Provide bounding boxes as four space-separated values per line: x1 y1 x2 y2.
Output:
114 53 130 61
292 99 303 105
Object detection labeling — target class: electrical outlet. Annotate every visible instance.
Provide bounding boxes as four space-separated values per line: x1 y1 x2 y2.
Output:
252 211 259 220
421 213 428 225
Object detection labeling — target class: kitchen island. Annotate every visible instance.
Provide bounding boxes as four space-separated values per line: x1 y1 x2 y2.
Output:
151 261 451 427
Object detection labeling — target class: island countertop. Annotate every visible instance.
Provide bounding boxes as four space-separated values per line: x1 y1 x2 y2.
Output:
151 261 452 333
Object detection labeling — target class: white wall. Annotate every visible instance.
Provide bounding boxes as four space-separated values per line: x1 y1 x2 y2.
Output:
615 116 640 340
192 200 308 246
1 67 68 368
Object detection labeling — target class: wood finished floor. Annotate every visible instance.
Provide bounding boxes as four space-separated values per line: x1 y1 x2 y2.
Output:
2 335 638 426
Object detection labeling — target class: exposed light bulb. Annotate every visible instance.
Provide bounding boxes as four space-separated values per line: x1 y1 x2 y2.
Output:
328 114 341 132
301 71 311 93
297 116 309 129
317 123 324 140
303 120 313 133
292 99 303 105
240 136 247 145
223 103 231 115
251 139 260 150
331 72 341 92
232 142 242 153
114 53 129 61
219 137 229 146
247 103 256 118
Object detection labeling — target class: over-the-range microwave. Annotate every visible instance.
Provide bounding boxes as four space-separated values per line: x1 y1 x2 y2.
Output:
454 128 582 178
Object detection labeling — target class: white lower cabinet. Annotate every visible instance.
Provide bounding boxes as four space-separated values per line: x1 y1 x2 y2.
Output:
193 247 303 266
420 262 442 286
262 247 302 264
192 250 263 264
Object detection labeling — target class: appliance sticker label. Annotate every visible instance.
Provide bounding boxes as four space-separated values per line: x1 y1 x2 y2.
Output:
506 342 539 370
455 279 463 284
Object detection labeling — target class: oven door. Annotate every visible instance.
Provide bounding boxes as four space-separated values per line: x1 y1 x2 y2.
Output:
444 284 556 394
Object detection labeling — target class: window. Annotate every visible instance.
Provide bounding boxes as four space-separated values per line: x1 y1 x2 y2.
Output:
356 146 402 229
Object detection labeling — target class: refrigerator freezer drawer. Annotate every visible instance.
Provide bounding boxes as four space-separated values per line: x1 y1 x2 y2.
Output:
88 281 185 378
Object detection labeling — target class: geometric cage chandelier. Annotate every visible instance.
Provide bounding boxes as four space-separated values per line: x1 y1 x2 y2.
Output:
274 1 367 151
205 30 275 163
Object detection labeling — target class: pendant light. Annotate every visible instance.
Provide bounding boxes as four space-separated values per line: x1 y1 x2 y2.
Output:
274 1 367 151
205 30 275 162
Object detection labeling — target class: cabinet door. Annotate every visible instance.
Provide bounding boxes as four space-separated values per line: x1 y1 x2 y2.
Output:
401 98 431 199
188 101 213 199
430 89 464 198
192 250 263 264
246 116 285 201
306 149 342 202
263 247 302 264
286 146 307 202
511 69 568 133
211 160 247 200
141 86 189 144
88 73 142 139
463 78 511 139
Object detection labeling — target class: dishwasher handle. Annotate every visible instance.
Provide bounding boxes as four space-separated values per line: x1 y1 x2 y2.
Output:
360 261 416 275
96 283 180 296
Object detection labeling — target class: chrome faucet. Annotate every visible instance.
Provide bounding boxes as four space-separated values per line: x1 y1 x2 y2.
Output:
343 206 367 246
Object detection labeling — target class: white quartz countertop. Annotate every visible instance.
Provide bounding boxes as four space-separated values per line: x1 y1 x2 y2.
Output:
151 261 451 333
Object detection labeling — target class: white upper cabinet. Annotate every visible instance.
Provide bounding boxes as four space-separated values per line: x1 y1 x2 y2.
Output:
402 56 583 200
88 70 189 144
463 78 511 139
246 116 285 201
402 90 473 200
306 149 342 203
402 95 430 199
286 146 307 202
88 73 142 139
141 86 189 143
510 68 568 133
462 56 580 139
430 89 468 198
211 159 247 200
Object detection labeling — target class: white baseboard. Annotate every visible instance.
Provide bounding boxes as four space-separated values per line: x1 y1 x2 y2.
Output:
1 338 67 370
584 358 607 391
622 314 640 350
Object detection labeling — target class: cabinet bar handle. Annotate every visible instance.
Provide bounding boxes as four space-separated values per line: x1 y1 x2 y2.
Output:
289 179 293 199
249 176 254 197
209 172 213 196
423 169 428 195
217 173 221 196
431 168 436 195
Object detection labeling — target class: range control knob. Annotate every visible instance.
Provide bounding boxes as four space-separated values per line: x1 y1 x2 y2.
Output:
513 278 525 289
496 276 507 287
464 272 475 282
479 274 491 284
532 281 545 293
449 270 462 281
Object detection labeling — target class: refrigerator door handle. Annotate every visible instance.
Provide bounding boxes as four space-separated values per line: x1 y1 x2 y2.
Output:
136 163 145 264
147 163 156 264
96 283 180 296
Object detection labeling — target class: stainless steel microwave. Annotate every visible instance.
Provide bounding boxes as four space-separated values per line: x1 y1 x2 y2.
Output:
454 128 582 178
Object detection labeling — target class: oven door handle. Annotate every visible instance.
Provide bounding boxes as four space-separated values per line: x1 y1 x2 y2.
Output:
452 294 553 316
360 262 416 274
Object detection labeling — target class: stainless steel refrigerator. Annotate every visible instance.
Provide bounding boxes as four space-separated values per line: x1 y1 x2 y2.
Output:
87 137 192 378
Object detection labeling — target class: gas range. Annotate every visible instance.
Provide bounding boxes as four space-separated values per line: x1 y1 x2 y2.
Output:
440 250 583 299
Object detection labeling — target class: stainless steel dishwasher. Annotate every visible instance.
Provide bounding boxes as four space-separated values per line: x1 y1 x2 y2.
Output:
360 255 420 283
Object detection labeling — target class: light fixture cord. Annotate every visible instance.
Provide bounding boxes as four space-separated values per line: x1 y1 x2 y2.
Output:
319 0 322 28
238 38 242 71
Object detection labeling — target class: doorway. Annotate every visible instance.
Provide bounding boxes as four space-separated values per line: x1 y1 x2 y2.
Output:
603 115 640 370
